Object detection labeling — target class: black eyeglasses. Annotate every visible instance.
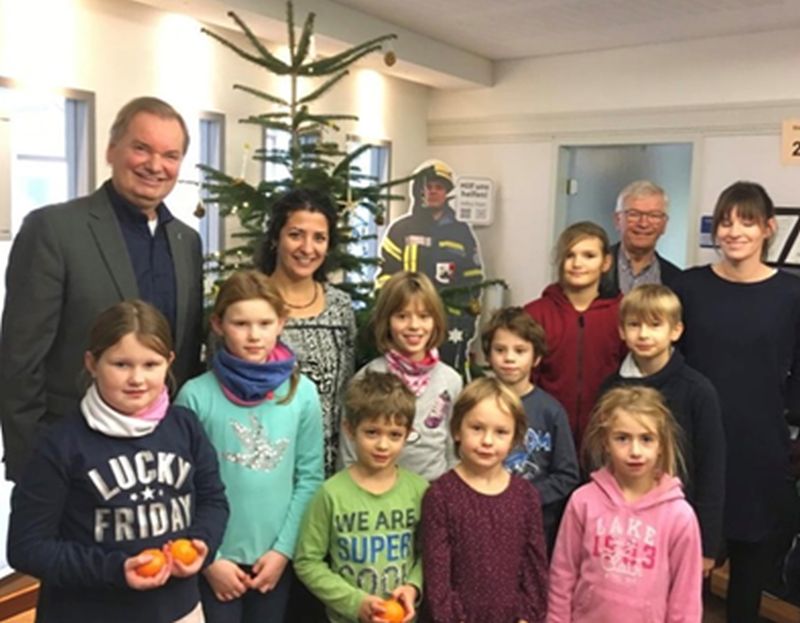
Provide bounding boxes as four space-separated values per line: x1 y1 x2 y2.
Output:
623 209 668 223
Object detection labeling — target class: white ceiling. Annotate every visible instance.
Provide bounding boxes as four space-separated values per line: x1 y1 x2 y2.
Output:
330 0 800 60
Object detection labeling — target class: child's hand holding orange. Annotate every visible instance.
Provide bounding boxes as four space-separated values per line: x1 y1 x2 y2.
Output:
385 585 416 622
358 595 388 623
124 546 172 590
361 586 415 623
380 598 406 623
169 538 208 578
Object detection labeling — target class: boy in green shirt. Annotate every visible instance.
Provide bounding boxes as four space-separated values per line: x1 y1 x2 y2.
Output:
295 371 427 623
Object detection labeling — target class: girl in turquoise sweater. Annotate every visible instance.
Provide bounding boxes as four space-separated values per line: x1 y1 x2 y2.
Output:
176 270 324 622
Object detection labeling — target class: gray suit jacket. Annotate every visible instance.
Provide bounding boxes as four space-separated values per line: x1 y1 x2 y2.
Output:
0 186 203 480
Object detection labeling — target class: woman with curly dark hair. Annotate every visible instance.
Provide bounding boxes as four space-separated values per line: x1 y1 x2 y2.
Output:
258 189 356 478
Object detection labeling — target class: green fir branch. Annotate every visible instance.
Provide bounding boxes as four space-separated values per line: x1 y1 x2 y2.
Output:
302 34 395 75
233 84 289 107
297 70 349 105
439 279 508 306
295 113 358 133
201 26 289 75
226 11 290 74
293 11 316 69
332 143 372 176
239 117 293 133
286 2 297 65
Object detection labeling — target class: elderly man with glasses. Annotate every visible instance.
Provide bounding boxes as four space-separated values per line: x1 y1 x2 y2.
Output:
603 180 682 296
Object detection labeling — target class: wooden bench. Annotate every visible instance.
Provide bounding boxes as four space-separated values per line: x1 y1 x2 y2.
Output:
0 574 37 622
711 563 800 623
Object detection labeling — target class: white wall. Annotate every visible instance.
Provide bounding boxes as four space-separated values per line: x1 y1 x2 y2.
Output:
428 27 800 304
430 28 800 119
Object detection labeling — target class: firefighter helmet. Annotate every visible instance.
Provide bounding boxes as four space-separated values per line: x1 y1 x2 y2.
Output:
412 159 455 201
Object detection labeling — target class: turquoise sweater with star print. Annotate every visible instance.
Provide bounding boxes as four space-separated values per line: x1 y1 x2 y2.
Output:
294 467 428 623
175 371 324 563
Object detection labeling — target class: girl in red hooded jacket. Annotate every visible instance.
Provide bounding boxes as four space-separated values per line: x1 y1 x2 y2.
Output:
524 222 625 451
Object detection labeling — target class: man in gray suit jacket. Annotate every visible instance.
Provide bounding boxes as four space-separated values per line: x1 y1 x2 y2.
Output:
0 97 203 481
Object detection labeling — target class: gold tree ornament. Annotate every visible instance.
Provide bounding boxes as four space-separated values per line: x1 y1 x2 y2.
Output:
468 298 482 317
194 201 206 218
383 39 396 66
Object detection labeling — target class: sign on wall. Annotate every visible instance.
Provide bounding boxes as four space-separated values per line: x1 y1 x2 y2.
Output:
781 119 800 166
455 176 494 226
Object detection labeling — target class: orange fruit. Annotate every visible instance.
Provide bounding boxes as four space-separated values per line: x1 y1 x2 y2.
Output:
382 598 406 623
136 548 166 577
170 538 199 565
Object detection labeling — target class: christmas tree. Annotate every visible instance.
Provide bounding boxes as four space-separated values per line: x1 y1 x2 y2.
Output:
198 1 408 311
199 1 505 372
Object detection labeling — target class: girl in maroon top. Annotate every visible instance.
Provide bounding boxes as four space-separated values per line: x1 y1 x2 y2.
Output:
421 377 548 623
524 222 625 450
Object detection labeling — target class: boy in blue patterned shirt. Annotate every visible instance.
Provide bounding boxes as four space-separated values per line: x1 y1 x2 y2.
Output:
482 307 579 552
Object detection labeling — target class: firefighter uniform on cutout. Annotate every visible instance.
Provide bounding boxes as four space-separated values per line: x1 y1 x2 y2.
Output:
376 160 484 372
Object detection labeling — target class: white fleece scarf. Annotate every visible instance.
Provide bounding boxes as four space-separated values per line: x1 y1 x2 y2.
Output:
81 384 164 438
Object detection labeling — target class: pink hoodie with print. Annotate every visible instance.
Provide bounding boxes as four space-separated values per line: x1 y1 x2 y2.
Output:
547 467 702 623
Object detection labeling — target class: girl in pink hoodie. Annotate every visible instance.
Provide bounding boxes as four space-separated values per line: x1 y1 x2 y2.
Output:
547 386 702 623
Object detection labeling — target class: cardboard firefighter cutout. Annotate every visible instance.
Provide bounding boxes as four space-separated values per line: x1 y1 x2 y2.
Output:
375 159 485 373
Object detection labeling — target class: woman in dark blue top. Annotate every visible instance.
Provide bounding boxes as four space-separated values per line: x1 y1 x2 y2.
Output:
674 181 800 623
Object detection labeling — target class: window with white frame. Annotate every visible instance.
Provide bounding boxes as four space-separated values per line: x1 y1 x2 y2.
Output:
345 135 391 283
262 128 288 183
198 112 225 257
0 79 94 241
262 128 321 183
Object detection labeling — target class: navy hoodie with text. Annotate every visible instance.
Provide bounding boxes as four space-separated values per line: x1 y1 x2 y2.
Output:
7 405 229 623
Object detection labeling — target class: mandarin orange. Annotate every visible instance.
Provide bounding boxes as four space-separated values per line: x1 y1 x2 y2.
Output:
170 538 199 565
136 548 166 577
382 598 406 623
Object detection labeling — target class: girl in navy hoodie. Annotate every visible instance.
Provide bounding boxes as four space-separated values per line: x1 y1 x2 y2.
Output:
524 222 625 451
8 300 228 623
